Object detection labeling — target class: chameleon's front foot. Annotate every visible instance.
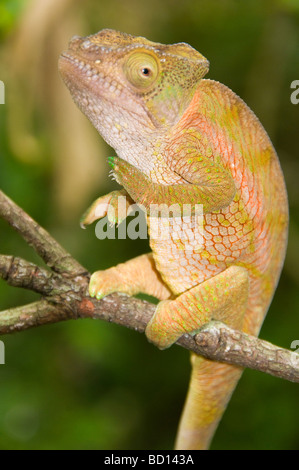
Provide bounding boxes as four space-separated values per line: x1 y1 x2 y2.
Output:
80 188 133 228
89 268 127 300
88 253 172 302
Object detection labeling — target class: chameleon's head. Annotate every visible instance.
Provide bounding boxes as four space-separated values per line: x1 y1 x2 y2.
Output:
59 29 209 152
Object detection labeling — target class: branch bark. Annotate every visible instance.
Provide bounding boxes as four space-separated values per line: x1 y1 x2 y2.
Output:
0 189 298 383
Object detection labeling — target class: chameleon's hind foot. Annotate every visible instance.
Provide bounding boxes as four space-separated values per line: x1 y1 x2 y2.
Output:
146 266 249 350
89 254 172 301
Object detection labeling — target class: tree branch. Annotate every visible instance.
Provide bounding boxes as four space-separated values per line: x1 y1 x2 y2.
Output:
0 191 87 276
0 189 298 383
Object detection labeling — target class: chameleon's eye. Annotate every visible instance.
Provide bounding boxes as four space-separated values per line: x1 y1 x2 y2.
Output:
124 51 159 91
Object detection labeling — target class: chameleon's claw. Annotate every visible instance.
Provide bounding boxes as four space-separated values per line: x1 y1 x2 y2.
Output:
80 195 111 227
89 268 128 300
89 271 112 299
81 190 131 228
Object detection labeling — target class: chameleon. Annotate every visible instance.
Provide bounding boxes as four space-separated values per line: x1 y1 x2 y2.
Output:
59 29 288 450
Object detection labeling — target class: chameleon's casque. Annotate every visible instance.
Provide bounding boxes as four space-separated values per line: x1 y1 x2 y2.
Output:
59 29 288 450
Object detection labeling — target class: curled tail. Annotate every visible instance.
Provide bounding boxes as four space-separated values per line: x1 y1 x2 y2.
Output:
175 355 243 450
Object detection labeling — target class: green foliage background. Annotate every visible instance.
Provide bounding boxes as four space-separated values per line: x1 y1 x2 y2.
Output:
0 0 298 449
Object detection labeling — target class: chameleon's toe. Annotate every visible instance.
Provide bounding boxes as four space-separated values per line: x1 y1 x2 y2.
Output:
80 194 112 228
107 190 132 226
89 267 130 300
89 270 119 299
89 272 105 299
81 190 132 229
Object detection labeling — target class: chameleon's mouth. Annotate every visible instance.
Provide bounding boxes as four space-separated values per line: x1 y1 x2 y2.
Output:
59 52 101 83
58 51 103 95
59 50 128 109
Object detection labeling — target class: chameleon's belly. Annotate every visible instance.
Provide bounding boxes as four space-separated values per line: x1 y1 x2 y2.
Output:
148 191 284 298
148 203 254 295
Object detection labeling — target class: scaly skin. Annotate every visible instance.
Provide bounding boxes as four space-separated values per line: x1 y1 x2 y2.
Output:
59 29 288 450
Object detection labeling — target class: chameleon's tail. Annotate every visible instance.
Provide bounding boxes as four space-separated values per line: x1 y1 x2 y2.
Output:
175 354 243 450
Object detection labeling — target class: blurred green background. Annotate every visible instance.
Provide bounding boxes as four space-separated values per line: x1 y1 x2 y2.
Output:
0 0 298 450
